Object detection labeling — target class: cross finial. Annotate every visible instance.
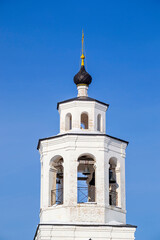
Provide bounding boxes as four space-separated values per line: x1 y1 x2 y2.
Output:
81 29 85 66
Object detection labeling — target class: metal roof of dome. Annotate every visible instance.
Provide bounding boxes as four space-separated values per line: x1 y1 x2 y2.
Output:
74 65 92 86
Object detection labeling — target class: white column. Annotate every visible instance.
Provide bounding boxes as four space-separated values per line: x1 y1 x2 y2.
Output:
96 150 106 205
40 159 43 209
104 152 110 207
63 151 77 206
120 157 126 211
41 156 50 209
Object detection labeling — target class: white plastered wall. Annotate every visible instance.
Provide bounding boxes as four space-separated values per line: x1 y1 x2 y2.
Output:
58 101 108 134
39 134 127 225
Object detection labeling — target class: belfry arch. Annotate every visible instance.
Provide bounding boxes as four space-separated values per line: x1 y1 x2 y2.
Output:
97 114 102 132
77 153 96 203
49 155 64 206
80 112 88 129
109 157 121 207
65 113 72 131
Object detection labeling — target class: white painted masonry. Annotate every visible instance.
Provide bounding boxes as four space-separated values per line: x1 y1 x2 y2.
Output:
39 133 127 224
34 78 137 239
59 100 108 134
77 85 88 97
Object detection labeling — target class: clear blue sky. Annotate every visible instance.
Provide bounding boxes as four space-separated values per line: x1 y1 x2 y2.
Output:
0 1 160 239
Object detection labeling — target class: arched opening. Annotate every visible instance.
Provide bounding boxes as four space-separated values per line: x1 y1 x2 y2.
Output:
65 113 72 131
97 114 102 131
109 157 120 207
77 154 95 203
81 113 88 129
49 156 64 206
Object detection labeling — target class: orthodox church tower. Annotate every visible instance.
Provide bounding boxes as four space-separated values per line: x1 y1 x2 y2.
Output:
34 32 137 240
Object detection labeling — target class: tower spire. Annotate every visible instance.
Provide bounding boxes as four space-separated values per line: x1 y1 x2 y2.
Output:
73 30 92 96
81 30 85 66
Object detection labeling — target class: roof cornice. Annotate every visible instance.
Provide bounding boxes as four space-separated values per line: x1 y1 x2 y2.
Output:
37 133 129 150
57 97 109 110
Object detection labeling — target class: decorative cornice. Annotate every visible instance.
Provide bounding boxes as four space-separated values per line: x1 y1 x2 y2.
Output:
37 133 129 150
57 97 109 110
34 223 137 239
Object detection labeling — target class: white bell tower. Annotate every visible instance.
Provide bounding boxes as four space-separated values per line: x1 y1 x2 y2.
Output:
34 32 137 240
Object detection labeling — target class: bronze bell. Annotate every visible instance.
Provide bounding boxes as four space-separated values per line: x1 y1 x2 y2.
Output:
89 172 95 186
57 168 63 179
109 169 116 184
83 166 91 175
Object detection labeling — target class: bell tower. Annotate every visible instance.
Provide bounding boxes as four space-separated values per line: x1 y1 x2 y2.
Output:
34 32 137 240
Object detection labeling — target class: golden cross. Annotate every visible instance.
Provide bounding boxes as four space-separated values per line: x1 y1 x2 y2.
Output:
81 29 85 66
82 29 84 55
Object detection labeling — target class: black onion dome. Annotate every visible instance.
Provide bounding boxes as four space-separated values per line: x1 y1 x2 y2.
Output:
74 65 92 86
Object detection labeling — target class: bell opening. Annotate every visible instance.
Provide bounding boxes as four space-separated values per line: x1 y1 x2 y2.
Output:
77 155 95 203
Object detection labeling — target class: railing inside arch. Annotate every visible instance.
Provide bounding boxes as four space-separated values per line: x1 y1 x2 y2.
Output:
78 186 95 203
51 188 63 205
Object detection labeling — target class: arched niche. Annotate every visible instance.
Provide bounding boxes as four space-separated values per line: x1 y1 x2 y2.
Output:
80 112 88 129
77 153 96 203
65 113 72 131
97 114 102 132
49 155 64 206
108 157 120 207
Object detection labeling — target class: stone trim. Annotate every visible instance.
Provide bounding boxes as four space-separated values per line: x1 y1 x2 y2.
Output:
37 133 129 150
57 97 109 110
34 223 137 240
